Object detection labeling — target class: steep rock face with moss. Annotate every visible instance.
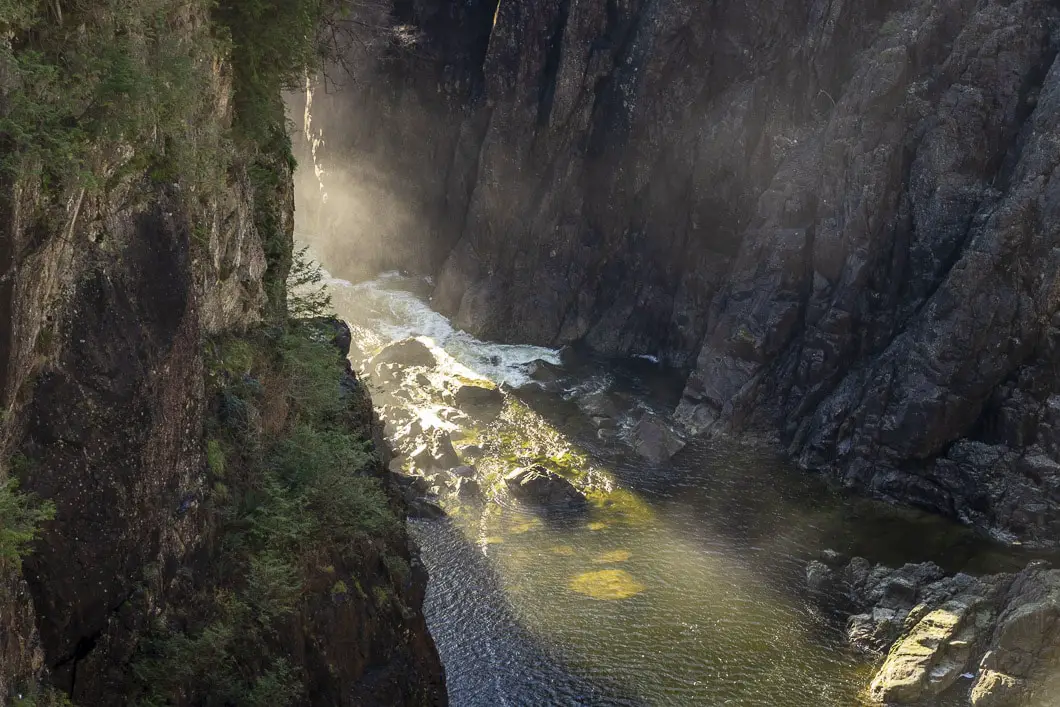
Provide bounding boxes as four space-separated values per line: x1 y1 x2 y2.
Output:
0 2 444 704
303 0 1060 547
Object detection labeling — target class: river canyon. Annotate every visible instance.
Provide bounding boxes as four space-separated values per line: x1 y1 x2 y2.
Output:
1 0 1059 705
292 0 1060 704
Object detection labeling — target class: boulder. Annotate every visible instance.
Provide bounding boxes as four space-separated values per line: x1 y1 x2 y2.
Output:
527 359 564 383
452 382 505 420
577 390 620 420
449 465 477 479
630 416 686 463
814 555 1060 704
968 565 1060 707
806 560 838 596
458 444 484 462
868 598 984 703
409 432 461 471
522 359 566 392
971 667 1024 707
455 477 482 501
504 465 586 507
408 497 446 519
371 338 437 369
847 609 904 654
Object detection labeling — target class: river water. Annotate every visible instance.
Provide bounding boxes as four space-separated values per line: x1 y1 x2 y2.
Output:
325 271 1024 707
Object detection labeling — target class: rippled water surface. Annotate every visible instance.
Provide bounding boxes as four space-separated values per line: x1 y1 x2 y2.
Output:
326 271 1019 707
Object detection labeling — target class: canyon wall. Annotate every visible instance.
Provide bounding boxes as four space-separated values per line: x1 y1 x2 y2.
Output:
304 0 1060 546
0 3 444 703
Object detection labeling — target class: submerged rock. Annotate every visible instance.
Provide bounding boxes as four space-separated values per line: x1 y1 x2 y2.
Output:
569 569 645 600
504 465 587 507
630 415 686 463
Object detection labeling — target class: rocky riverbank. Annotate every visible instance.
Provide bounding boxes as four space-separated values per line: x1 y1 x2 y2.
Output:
808 554 1060 705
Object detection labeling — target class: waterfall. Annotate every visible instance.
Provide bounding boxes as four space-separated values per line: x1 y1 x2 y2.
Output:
303 76 327 204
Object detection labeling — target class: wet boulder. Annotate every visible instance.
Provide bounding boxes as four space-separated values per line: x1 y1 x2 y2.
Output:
455 477 482 501
847 609 905 654
371 338 437 369
968 564 1060 707
409 432 461 471
504 465 586 507
458 444 484 462
577 390 620 420
449 465 477 479
630 415 686 463
806 560 840 597
522 359 566 391
408 497 447 519
452 381 505 420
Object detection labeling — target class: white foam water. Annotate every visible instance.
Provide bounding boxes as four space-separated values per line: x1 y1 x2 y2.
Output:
324 270 561 388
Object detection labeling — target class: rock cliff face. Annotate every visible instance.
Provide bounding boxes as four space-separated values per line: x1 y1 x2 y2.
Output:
0 7 444 705
303 0 1060 546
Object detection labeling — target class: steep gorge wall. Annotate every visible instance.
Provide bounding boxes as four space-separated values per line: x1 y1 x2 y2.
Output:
0 4 443 703
304 0 1060 546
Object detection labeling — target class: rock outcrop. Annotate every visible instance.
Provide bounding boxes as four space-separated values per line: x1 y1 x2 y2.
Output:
808 554 1060 705
300 0 1060 546
504 465 588 507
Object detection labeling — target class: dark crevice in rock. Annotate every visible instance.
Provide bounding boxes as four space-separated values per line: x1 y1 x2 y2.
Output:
535 0 572 128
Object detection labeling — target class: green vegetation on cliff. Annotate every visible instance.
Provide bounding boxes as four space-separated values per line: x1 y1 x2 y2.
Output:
0 0 359 564
0 2 445 705
0 0 353 181
132 262 406 705
0 474 53 569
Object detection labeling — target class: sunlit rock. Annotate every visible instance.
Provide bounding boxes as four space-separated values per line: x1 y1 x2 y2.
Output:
409 432 460 471
868 599 983 703
504 465 587 507
970 667 1024 707
569 569 646 600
